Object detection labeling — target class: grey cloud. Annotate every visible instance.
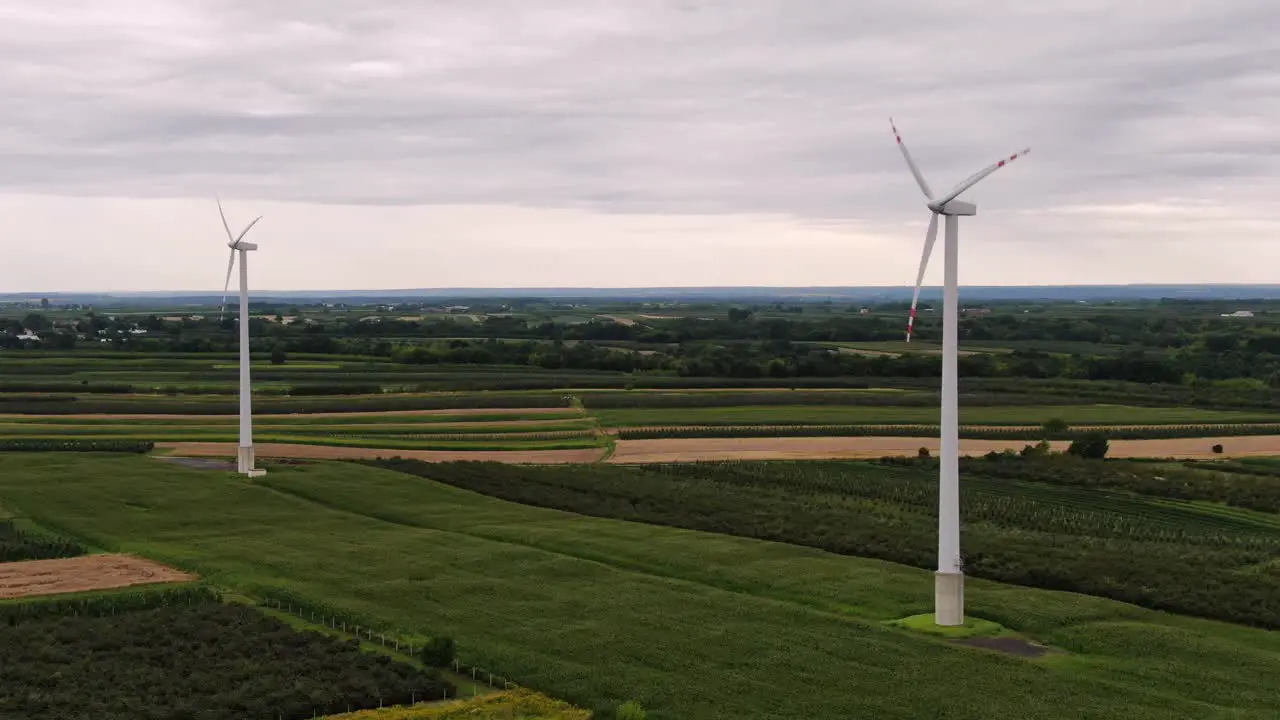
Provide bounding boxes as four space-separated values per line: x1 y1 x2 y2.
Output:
0 0 1277 221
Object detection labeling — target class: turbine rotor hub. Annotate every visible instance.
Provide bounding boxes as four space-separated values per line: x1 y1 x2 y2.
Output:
928 200 978 216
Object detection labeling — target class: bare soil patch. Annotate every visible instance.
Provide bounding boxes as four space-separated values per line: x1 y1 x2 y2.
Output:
159 441 606 465
599 315 637 326
954 637 1061 658
0 554 195 599
608 436 1280 463
157 456 236 471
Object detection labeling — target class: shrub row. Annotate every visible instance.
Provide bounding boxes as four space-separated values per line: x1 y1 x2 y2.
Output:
0 439 155 453
0 583 221 626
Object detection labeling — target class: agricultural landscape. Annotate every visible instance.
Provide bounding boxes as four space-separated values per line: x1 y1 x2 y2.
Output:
0 293 1279 718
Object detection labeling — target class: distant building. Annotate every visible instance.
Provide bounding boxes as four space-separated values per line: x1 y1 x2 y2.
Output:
16 331 40 342
1222 310 1255 318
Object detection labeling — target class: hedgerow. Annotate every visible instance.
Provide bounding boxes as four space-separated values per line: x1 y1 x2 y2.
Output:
0 439 154 453
0 520 87 562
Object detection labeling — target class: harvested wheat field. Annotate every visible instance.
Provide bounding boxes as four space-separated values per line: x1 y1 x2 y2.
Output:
0 554 195 599
159 441 606 464
607 435 1280 463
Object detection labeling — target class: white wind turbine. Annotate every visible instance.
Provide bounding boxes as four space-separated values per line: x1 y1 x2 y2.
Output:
889 118 1029 626
216 197 266 477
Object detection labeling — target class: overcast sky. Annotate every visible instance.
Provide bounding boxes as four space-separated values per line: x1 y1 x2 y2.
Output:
1 0 1278 292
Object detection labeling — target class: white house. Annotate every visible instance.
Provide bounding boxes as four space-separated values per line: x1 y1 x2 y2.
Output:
16 331 40 342
1221 310 1255 318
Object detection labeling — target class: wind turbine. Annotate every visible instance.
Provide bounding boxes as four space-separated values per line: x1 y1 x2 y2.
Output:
889 118 1029 626
216 197 266 477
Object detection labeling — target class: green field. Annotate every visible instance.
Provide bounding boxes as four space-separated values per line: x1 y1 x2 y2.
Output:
594 403 1280 427
1 453 1277 719
0 406 605 452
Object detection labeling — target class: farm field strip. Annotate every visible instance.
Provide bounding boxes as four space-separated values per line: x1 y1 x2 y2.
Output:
1 455 1275 719
141 435 1280 463
613 422 1280 441
607 436 1280 463
158 442 607 463
0 407 584 421
0 419 596 433
595 404 1280 427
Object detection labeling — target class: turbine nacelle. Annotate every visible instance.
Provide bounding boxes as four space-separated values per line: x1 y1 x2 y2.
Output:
229 240 259 251
928 200 977 217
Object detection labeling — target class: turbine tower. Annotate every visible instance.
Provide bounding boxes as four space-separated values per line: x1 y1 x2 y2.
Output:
889 119 1029 626
216 197 266 477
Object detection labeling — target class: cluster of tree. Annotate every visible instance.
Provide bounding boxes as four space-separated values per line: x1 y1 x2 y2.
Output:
370 458 1280 630
0 603 452 719
9 307 1280 385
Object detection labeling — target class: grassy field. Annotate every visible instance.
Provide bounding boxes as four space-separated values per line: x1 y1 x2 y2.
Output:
0 453 1277 719
594 404 1280 427
0 406 606 452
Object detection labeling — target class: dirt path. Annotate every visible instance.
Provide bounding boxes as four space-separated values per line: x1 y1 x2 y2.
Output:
0 407 581 421
0 554 195 599
159 442 606 465
607 436 1280 463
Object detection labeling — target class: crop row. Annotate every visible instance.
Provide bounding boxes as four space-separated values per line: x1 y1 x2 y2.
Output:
0 583 221 625
578 390 1086 409
370 458 1280 630
951 453 1280 514
616 423 1280 440
0 601 452 719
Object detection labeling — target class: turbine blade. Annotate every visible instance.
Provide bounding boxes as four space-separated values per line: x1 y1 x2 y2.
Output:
906 212 940 343
935 147 1030 207
216 196 236 244
234 216 263 245
890 118 934 201
219 249 236 323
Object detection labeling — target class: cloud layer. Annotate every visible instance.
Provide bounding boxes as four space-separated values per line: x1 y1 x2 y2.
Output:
0 1 1277 290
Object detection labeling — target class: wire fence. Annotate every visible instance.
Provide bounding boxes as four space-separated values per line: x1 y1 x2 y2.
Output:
261 597 522 695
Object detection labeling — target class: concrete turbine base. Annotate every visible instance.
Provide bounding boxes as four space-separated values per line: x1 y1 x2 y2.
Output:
237 446 265 477
935 571 965 626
